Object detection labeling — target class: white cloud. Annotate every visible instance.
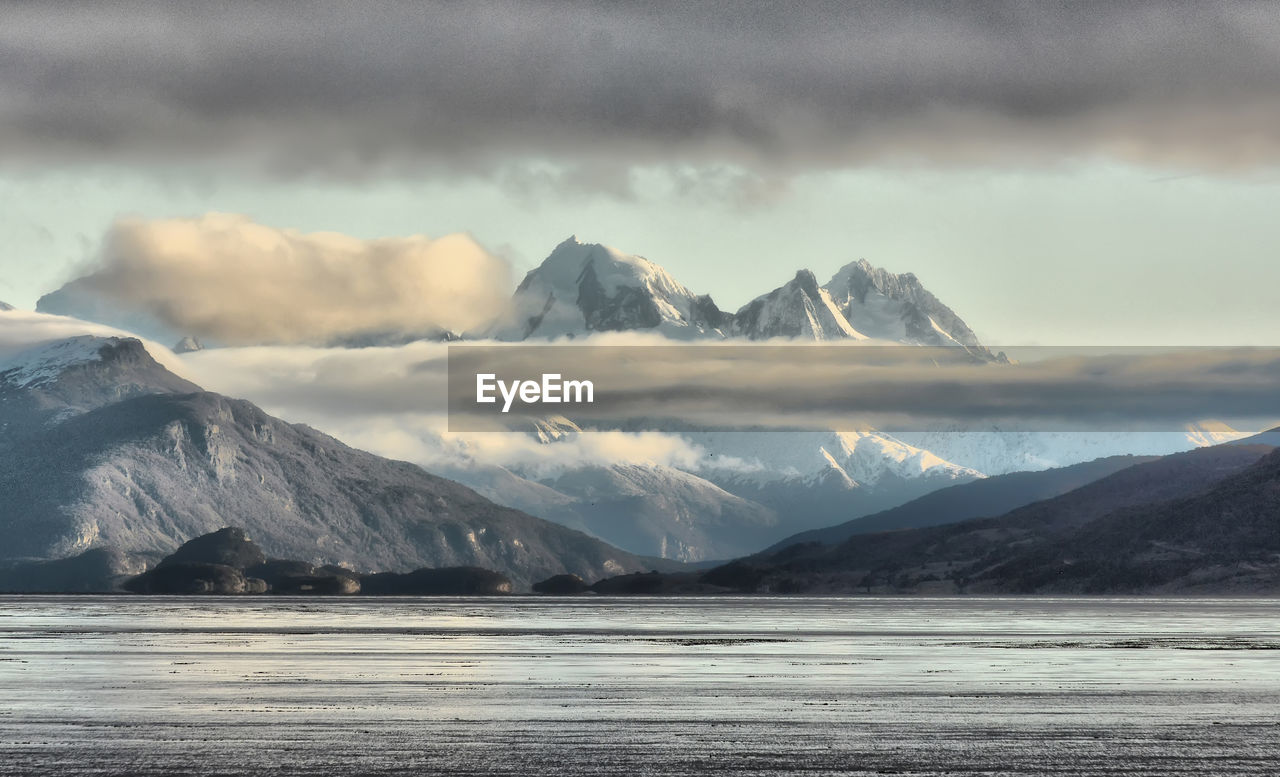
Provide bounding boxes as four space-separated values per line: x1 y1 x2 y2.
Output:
40 214 512 345
176 338 714 477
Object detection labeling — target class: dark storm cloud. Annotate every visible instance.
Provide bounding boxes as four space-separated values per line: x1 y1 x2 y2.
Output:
3 1 1280 178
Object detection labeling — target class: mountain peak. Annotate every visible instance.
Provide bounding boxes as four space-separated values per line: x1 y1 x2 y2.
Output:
824 259 983 349
734 270 865 341
0 336 200 431
792 269 821 297
492 237 986 348
0 300 13 312
492 239 730 340
1 336 137 389
173 336 205 354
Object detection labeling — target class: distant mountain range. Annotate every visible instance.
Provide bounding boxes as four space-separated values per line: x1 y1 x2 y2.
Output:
487 236 995 353
761 454 1164 552
23 238 1243 564
0 335 659 588
699 436 1280 594
457 238 1236 559
438 421 984 562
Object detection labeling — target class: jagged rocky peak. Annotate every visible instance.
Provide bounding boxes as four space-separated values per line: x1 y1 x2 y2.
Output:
733 269 867 341
173 336 205 353
527 415 583 444
0 300 14 311
492 236 730 340
823 258 984 349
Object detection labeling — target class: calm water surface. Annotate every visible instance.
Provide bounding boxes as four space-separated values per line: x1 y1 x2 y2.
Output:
1 596 1278 776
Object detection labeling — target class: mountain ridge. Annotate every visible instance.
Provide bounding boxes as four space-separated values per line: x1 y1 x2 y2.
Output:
0 335 661 587
696 440 1280 594
492 236 991 349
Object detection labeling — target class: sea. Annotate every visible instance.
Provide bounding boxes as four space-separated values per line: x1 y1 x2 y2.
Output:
1 595 1277 776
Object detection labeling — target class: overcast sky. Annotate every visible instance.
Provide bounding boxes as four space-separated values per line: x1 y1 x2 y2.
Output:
3 1 1280 345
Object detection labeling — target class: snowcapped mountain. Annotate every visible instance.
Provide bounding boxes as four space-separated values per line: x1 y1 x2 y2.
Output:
1 336 200 439
0 335 657 587
172 336 205 353
683 429 980 489
489 236 731 340
458 239 1028 556
680 429 983 533
491 237 991 349
438 419 985 561
2 335 143 389
824 259 984 348
891 424 1249 476
732 270 866 341
534 463 779 562
437 418 782 561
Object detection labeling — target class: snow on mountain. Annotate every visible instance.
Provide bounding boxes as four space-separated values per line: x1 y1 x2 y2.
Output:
824 259 985 349
671 429 983 535
0 335 127 388
891 423 1249 476
537 463 780 562
732 270 868 341
0 335 654 586
463 241 1021 554
683 429 979 489
439 457 780 562
172 336 205 354
527 415 584 444
489 236 731 340
491 239 992 351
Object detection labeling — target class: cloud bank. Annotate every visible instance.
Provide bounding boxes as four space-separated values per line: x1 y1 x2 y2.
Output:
3 2 1279 181
37 214 512 345
176 340 714 476
445 341 1280 433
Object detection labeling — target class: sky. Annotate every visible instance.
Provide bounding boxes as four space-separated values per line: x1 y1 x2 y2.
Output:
3 1 1280 346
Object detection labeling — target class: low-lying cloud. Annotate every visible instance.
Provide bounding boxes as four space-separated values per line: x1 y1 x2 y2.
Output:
175 339 715 476
170 335 1280 483
447 342 1280 433
37 214 512 345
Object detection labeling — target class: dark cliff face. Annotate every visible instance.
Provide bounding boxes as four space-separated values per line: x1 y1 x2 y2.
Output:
689 294 730 330
0 336 651 587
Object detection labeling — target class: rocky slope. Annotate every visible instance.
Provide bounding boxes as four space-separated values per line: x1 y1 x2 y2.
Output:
0 335 657 587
